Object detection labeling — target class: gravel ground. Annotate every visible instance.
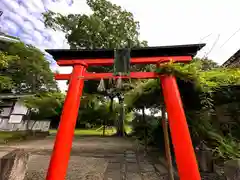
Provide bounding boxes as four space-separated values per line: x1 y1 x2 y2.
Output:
0 136 168 180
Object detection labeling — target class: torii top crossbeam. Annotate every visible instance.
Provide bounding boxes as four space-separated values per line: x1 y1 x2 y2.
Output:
47 44 205 80
47 43 205 65
45 43 205 180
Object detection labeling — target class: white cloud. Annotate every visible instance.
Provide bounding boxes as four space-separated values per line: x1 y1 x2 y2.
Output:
33 31 44 44
0 0 72 61
31 1 46 12
47 0 91 15
21 20 35 33
1 19 19 35
1 0 19 13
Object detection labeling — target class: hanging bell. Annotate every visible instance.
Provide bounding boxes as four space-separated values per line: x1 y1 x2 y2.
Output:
97 78 106 92
116 76 123 89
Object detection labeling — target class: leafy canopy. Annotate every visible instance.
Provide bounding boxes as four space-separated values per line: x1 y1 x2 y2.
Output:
43 0 147 49
0 42 57 93
0 40 64 120
125 58 240 110
125 58 240 160
0 52 18 91
23 92 65 120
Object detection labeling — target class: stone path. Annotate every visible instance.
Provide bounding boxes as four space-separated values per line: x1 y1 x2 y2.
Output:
0 136 169 180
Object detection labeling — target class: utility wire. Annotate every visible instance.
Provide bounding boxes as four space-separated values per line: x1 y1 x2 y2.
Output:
199 33 212 43
220 27 240 48
202 34 220 59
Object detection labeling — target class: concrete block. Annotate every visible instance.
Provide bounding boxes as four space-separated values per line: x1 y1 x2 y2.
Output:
0 149 29 180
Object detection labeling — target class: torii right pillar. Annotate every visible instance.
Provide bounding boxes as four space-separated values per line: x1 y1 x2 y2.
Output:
160 75 201 180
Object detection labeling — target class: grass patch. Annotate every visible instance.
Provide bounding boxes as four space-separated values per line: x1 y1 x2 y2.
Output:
0 131 26 143
125 126 132 134
0 131 50 144
50 126 132 136
0 131 16 139
50 128 116 136
0 131 25 139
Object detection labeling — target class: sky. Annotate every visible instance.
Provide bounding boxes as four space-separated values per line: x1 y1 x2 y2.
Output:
1 0 240 91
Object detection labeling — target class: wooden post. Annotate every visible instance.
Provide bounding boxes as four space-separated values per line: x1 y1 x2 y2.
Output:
161 106 174 180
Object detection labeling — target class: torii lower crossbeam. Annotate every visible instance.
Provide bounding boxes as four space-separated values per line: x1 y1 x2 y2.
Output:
55 72 159 80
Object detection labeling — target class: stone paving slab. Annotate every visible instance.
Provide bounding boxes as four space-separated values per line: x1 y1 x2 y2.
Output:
141 172 161 180
1 136 169 180
23 152 166 180
126 172 142 180
25 155 108 180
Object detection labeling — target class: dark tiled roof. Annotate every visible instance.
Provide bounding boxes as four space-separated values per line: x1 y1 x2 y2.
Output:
46 43 205 60
222 49 240 68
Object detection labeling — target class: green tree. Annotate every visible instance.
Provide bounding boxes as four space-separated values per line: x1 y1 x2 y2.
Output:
126 59 240 160
77 95 118 129
22 92 65 130
0 40 61 128
1 42 57 93
193 58 219 71
43 0 148 136
43 0 147 49
23 92 65 120
0 52 17 92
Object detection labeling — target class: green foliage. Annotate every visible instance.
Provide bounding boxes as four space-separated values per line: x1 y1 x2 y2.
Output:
208 132 240 160
156 60 240 94
0 42 57 93
125 59 220 110
78 95 118 126
0 52 17 68
22 92 65 120
156 60 240 113
0 75 13 91
0 52 19 91
0 39 62 125
43 0 147 49
125 111 134 124
131 112 164 147
125 79 162 109
127 58 240 160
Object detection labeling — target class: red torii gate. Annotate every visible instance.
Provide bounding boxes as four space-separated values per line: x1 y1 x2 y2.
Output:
46 44 205 180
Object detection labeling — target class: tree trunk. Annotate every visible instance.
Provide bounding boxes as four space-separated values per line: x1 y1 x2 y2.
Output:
104 97 114 136
102 120 106 136
116 96 125 137
142 106 148 153
161 106 174 180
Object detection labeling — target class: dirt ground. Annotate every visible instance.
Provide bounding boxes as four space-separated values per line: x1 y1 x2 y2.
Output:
0 135 169 180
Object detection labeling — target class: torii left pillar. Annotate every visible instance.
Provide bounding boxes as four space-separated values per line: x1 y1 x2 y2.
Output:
46 63 87 180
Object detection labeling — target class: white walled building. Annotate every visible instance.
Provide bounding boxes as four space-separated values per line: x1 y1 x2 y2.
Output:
0 94 50 132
